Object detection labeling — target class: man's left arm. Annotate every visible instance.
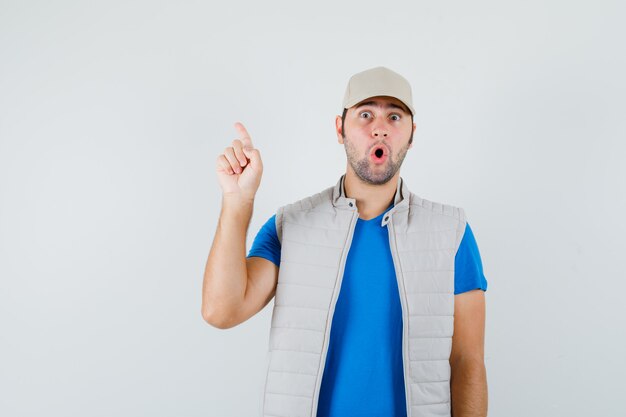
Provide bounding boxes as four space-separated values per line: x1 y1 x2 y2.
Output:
450 289 488 417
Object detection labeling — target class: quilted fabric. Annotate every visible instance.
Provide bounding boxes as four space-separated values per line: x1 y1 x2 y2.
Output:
261 175 466 417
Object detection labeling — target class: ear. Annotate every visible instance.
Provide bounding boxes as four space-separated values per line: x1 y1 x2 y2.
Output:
409 122 416 149
335 115 344 144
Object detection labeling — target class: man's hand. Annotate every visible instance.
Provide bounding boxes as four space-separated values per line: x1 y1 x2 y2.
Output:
216 122 263 201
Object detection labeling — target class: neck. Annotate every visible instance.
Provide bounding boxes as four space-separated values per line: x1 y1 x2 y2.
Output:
343 168 399 220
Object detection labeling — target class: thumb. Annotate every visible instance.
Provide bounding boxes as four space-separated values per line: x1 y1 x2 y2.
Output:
242 146 261 167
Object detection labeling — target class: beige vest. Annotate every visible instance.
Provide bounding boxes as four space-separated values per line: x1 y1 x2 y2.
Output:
261 174 467 417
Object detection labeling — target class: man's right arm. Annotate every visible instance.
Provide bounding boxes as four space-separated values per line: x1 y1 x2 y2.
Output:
201 121 277 329
201 196 278 329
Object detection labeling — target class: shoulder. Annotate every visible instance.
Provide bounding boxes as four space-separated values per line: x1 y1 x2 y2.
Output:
276 185 336 224
407 192 467 246
407 192 466 223
277 186 334 215
274 185 335 243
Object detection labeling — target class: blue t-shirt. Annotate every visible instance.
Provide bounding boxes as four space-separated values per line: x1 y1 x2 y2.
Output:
247 203 488 417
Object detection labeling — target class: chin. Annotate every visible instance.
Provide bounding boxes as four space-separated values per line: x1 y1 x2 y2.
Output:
359 170 397 185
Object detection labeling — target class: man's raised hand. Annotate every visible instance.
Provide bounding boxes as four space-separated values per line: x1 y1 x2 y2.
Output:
216 122 263 201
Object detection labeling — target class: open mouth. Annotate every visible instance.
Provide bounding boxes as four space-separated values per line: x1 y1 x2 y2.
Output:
370 145 388 163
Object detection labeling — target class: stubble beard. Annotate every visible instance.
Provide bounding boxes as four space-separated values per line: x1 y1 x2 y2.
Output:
343 137 411 186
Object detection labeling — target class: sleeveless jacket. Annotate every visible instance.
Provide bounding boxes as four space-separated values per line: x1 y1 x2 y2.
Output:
260 174 467 417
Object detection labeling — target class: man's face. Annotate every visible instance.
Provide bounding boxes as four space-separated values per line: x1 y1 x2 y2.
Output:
336 96 415 185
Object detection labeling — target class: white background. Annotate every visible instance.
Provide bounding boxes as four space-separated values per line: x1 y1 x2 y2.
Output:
1 1 625 416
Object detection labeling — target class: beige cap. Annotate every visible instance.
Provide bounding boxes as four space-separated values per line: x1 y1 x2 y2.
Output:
342 66 415 116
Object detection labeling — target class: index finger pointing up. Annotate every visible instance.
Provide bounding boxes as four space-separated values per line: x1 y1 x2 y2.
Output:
234 122 253 148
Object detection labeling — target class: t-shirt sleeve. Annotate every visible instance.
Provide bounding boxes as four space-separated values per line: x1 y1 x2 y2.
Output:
454 222 488 295
246 214 281 268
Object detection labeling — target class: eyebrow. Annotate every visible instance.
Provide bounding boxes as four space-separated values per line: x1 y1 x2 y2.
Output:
355 101 409 113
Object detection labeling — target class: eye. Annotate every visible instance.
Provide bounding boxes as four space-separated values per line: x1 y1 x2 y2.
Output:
359 111 372 119
390 114 401 121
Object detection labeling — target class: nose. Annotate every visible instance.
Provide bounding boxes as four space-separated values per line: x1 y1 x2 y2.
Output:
372 125 388 138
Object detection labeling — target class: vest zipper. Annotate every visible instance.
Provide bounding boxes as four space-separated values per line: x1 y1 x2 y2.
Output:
310 209 360 417
387 217 412 417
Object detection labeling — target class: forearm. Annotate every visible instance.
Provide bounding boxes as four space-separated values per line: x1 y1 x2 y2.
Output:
450 358 488 417
201 195 254 325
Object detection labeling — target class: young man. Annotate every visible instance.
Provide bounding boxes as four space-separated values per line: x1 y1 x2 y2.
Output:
203 67 488 417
